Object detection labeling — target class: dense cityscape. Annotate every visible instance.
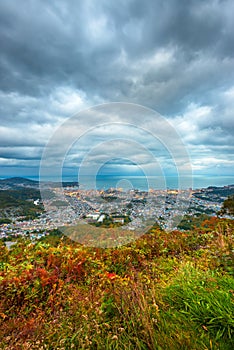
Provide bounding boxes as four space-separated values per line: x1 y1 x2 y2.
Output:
1 177 233 244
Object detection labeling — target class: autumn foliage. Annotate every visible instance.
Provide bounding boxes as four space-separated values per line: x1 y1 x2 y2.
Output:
0 218 233 349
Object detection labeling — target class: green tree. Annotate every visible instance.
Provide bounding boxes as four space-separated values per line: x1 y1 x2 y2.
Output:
220 195 234 216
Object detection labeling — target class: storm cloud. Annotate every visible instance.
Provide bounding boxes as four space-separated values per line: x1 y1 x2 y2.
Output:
0 0 233 181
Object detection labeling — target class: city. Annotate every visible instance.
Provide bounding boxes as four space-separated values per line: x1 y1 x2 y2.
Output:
1 178 233 243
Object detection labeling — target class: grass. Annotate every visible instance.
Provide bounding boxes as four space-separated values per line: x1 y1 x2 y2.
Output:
0 217 233 349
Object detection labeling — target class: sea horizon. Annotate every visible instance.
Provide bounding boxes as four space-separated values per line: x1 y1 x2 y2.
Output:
1 174 233 191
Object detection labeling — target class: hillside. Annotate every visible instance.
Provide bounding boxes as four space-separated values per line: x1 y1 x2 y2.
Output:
0 177 79 190
220 195 234 216
0 177 39 189
0 188 44 222
0 217 233 349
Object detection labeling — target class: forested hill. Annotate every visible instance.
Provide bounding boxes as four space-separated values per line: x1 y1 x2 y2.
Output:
0 177 39 189
0 177 79 189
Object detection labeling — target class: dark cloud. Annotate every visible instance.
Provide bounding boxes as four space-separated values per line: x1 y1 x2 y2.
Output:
0 0 233 178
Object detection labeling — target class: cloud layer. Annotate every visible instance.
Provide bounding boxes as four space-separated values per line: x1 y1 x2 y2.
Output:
0 0 233 182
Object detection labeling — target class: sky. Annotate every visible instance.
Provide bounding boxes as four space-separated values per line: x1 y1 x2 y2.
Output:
0 0 234 185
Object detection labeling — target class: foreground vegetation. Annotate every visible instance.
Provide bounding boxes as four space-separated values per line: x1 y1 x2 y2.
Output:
0 217 233 349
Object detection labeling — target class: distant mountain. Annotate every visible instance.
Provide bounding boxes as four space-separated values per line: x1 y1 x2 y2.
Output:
0 177 79 189
0 177 39 189
0 177 38 184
